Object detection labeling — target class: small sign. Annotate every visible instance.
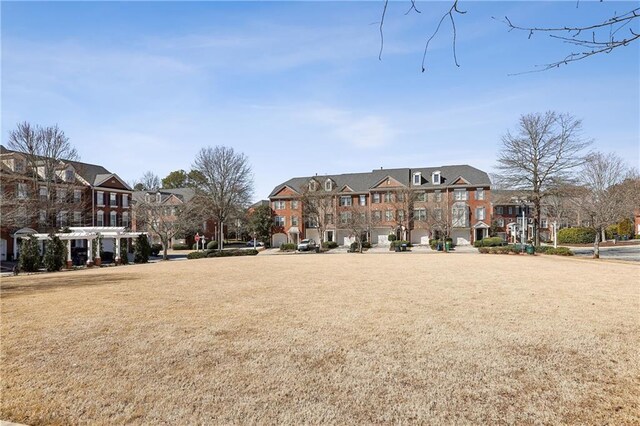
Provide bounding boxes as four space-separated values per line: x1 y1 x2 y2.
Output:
194 233 200 242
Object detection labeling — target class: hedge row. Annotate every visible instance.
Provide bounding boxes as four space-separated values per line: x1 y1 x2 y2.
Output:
557 227 596 244
473 237 504 247
322 241 338 249
280 243 297 251
478 245 573 256
187 249 258 259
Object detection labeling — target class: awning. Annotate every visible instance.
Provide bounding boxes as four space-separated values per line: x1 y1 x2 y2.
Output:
288 227 299 234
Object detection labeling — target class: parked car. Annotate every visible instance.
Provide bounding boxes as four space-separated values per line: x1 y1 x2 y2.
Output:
297 239 317 251
246 240 265 247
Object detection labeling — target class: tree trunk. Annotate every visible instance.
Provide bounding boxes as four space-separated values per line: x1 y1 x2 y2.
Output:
534 199 541 246
593 230 600 259
601 228 606 243
162 236 169 260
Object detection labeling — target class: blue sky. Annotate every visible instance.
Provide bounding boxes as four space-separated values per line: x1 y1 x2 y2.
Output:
2 1 638 200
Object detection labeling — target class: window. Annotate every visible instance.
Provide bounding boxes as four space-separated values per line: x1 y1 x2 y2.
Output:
14 160 25 173
475 188 485 200
413 172 422 185
155 193 161 203
325 179 332 191
305 216 318 228
111 193 118 206
40 186 48 201
435 190 442 202
541 219 548 228
397 192 404 202
497 218 504 227
275 216 285 227
57 189 66 202
508 206 513 215
122 195 129 208
39 210 47 224
170 207 176 216
309 181 317 191
65 169 74 182
291 200 299 209
97 211 104 227
373 193 381 203
74 189 82 203
452 204 469 227
475 207 486 220
291 216 299 226
434 208 442 220
325 213 334 224
122 212 129 228
110 211 117 226
414 208 427 221
496 206 503 215
359 195 366 206
385 210 394 221
397 210 405 221
340 212 351 224
73 211 82 225
56 211 68 227
432 171 441 185
372 210 382 221
17 183 27 199
416 192 427 202
145 193 151 203
96 191 104 206
273 200 286 210
340 196 352 206
454 189 467 201
360 212 367 221
384 192 394 203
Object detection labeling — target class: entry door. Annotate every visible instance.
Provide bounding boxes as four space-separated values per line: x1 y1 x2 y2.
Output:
0 239 6 261
326 231 334 242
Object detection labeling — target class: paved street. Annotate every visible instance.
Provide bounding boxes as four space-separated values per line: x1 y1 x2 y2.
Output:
570 244 640 262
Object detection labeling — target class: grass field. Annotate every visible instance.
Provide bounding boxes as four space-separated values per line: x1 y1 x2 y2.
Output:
1 253 639 424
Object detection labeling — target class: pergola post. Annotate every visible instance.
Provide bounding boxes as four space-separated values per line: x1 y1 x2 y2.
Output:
115 237 121 265
86 238 94 267
66 239 73 269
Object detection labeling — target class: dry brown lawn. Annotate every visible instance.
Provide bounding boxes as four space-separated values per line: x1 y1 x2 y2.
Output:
1 253 639 425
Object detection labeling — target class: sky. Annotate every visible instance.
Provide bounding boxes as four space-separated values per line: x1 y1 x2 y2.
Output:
2 1 639 201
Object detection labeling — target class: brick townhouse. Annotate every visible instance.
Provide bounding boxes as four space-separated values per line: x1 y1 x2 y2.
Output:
268 165 492 247
0 145 132 260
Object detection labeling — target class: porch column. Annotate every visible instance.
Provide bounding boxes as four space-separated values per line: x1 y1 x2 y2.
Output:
13 235 18 260
86 238 94 267
66 239 73 269
94 236 101 266
115 237 121 265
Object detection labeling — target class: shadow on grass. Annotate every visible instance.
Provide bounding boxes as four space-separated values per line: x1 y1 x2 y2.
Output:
0 273 132 298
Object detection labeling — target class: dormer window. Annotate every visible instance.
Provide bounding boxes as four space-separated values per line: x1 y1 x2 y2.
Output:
325 179 332 191
309 180 317 191
156 193 162 203
413 172 422 185
432 171 441 185
14 160 25 173
145 193 151 203
65 168 74 182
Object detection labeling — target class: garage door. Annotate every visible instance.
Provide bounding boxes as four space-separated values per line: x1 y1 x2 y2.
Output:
451 229 470 246
411 230 429 245
272 233 287 248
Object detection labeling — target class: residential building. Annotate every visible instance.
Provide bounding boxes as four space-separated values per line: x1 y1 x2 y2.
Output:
0 145 132 261
268 165 492 246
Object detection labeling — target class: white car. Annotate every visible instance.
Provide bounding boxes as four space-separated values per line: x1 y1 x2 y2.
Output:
297 239 317 251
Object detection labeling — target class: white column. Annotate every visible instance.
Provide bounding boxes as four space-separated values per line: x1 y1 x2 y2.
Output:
115 238 121 263
13 235 18 259
86 238 93 265
67 240 72 262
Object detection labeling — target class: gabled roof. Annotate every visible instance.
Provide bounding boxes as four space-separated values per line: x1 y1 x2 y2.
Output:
132 187 196 204
268 165 491 197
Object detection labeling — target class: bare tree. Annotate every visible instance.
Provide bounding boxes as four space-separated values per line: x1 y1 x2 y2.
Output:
193 146 254 250
575 152 633 258
378 2 638 72
341 205 370 252
135 194 205 260
300 184 335 248
133 171 160 191
390 187 418 241
425 189 454 244
2 122 88 232
495 111 591 246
